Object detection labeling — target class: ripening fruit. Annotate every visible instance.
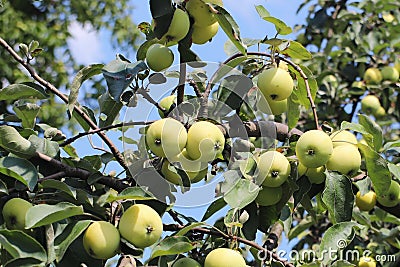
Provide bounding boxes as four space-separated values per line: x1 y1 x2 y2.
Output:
326 145 361 176
351 81 365 91
363 67 382 85
186 0 223 27
376 180 400 207
330 130 357 147
358 256 376 267
381 66 399 82
146 44 174 72
257 151 291 187
257 68 294 101
204 248 246 267
145 118 187 159
192 22 219 44
257 93 287 115
172 257 202 267
118 204 163 248
186 121 225 162
158 95 177 118
355 190 376 211
255 186 283 206
296 130 333 168
298 163 326 184
2 198 32 230
83 221 120 259
373 106 386 118
361 95 381 115
160 8 190 46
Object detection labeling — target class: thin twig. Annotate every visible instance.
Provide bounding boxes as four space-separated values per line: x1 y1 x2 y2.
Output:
188 79 203 98
177 61 186 106
136 87 166 113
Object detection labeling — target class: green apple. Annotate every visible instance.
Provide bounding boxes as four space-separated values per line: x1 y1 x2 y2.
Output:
298 163 326 184
373 106 386 118
186 0 223 27
160 8 190 46
158 95 177 118
361 95 381 115
351 81 365 90
186 121 225 162
2 198 32 230
255 186 283 206
145 118 187 159
278 61 289 71
363 67 382 85
118 204 163 248
257 93 287 115
172 257 202 267
381 66 399 82
256 151 290 187
204 248 246 267
192 22 219 44
295 130 333 168
376 180 400 207
355 190 376 212
358 256 376 267
146 44 174 72
395 62 400 73
83 221 120 259
326 145 361 176
330 130 357 147
257 68 294 101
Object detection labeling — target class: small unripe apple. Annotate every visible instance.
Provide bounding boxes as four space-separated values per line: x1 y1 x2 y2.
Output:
172 257 202 267
381 66 399 82
363 67 382 85
376 180 400 207
257 151 291 187
186 121 225 162
145 118 188 159
83 221 120 259
326 145 361 177
118 204 163 248
296 130 333 168
257 93 287 115
257 68 294 101
361 95 381 115
2 198 32 230
298 163 326 184
255 186 283 206
358 256 376 267
192 22 219 44
278 62 289 71
355 190 376 211
204 248 246 267
351 81 365 90
330 130 357 147
160 8 190 46
186 0 223 27
158 95 177 118
373 106 386 118
146 44 174 72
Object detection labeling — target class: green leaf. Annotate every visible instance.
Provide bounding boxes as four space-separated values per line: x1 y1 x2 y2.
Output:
321 172 354 224
41 179 76 199
388 163 400 180
25 202 84 229
288 216 314 240
284 41 312 59
293 175 312 208
0 125 36 159
106 187 155 202
0 83 48 101
319 222 361 265
358 114 383 151
5 257 45 267
29 135 59 158
149 236 195 260
98 92 123 128
54 220 92 262
0 229 47 262
293 64 318 109
68 64 104 115
13 103 40 129
71 106 96 131
136 39 160 61
340 121 369 135
255 5 292 35
331 260 357 267
0 157 38 191
175 222 205 236
201 197 227 221
287 92 301 130
357 144 391 196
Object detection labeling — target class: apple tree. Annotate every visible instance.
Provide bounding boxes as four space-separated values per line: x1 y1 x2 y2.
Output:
0 0 399 266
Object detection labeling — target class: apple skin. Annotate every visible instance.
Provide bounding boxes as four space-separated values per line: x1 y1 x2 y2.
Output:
186 121 225 162
192 22 219 44
172 257 202 267
146 118 187 159
118 204 163 248
381 66 399 82
83 221 120 260
298 163 326 184
351 81 366 90
363 67 382 85
376 180 400 207
257 68 294 101
146 44 174 72
326 145 361 177
257 93 287 115
330 130 357 147
255 186 283 206
361 95 381 115
160 8 190 46
257 151 291 187
373 106 386 118
358 256 376 267
158 95 177 118
2 198 32 230
204 248 246 267
355 190 376 211
186 0 223 27
295 130 333 168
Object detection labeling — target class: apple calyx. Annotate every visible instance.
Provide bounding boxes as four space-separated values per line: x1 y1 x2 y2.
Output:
146 226 154 233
